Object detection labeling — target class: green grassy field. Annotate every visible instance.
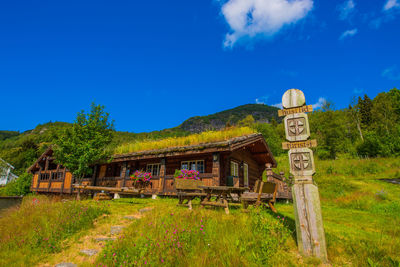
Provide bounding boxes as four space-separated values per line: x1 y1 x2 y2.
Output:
0 157 399 266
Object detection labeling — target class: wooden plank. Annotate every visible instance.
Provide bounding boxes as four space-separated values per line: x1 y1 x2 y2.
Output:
200 201 227 207
282 139 317 150
73 184 142 194
175 179 203 190
278 104 313 117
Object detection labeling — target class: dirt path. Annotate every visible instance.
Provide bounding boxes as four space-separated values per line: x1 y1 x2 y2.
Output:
37 203 153 267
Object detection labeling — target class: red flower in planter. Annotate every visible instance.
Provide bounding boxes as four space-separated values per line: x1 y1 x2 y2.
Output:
174 169 200 180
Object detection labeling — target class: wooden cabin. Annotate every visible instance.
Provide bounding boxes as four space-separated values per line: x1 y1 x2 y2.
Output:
28 133 291 199
28 147 73 194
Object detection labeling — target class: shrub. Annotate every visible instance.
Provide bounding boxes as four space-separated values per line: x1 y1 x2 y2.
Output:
247 211 291 265
356 132 382 158
0 172 32 196
317 148 332 160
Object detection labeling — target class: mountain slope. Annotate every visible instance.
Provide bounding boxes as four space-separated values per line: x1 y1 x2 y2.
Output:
179 104 280 133
0 104 279 173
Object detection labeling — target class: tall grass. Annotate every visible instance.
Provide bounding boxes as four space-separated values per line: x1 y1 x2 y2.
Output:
114 127 256 154
275 156 400 266
96 199 293 267
0 195 109 266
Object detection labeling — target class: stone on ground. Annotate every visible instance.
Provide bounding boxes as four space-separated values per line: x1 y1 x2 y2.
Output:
124 214 142 220
139 207 153 213
110 225 125 235
55 263 77 267
94 237 116 242
80 249 98 256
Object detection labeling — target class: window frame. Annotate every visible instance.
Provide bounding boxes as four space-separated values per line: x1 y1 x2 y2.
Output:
243 162 249 187
146 163 161 177
230 161 239 177
180 160 205 173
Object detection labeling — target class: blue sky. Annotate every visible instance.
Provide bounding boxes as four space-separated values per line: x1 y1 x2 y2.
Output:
0 0 399 133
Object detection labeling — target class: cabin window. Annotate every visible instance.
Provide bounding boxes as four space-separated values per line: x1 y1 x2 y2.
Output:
39 173 50 180
181 160 204 173
243 162 249 187
230 161 239 177
51 172 63 180
146 164 161 176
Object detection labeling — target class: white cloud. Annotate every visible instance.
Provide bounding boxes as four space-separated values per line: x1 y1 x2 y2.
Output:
383 0 400 11
339 28 358 40
353 88 363 95
221 0 314 48
269 98 325 109
312 97 326 109
255 95 269 104
382 66 400 80
271 103 283 109
338 0 356 20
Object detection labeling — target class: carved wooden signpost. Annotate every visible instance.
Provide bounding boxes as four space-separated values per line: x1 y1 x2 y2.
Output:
279 89 328 262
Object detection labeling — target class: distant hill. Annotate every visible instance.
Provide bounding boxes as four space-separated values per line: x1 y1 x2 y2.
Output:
179 104 280 133
0 131 20 141
0 103 279 173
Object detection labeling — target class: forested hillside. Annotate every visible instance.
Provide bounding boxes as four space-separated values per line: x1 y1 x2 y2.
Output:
0 88 399 176
179 104 280 132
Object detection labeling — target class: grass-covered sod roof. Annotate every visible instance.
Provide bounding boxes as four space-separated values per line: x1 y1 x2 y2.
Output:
114 127 257 155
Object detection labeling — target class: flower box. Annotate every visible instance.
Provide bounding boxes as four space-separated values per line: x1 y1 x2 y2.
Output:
175 178 203 190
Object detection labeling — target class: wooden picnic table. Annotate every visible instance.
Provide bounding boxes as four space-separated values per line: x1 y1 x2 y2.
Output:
199 186 249 214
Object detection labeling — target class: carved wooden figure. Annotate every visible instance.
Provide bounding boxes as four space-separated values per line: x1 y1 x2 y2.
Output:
281 88 328 262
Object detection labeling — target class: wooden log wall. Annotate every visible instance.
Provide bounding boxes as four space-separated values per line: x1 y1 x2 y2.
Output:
228 149 263 189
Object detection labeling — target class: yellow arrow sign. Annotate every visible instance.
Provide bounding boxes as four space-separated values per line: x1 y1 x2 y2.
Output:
282 139 317 150
278 104 313 117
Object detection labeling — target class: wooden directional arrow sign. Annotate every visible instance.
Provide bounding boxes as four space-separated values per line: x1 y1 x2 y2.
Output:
282 139 317 150
278 105 313 117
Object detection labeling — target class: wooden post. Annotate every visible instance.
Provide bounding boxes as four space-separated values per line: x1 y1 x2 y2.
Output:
61 167 66 194
37 166 42 190
120 163 127 188
212 153 220 186
92 165 98 186
159 158 166 193
280 88 328 262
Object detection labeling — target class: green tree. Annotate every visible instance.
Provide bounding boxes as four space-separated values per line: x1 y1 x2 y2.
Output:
238 115 255 127
388 88 400 118
54 103 114 199
253 123 283 156
310 101 345 159
371 92 398 136
358 95 373 128
348 97 364 141
0 173 32 196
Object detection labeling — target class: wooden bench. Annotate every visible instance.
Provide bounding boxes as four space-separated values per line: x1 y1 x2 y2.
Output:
241 180 278 213
174 179 207 210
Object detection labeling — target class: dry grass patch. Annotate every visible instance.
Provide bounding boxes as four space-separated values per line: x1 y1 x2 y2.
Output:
114 127 256 154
